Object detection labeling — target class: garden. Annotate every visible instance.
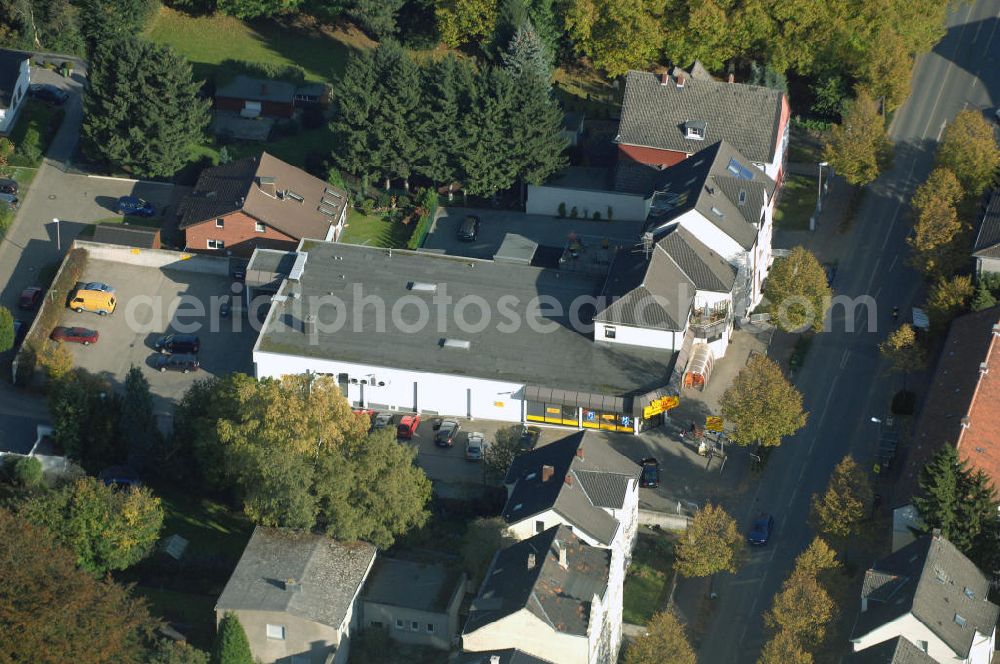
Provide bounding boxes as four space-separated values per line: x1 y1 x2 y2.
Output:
773 174 817 231
623 530 677 625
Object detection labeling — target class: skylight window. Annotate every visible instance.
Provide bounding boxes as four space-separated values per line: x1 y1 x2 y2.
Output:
964 587 976 599
955 613 967 627
711 207 725 218
738 190 747 205
727 158 755 180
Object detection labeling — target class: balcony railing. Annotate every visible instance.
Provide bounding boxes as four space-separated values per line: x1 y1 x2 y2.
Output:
690 306 731 339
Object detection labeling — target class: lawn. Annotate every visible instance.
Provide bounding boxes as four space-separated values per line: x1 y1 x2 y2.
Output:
136 587 218 650
773 174 817 231
154 482 252 559
146 6 360 83
623 531 676 625
340 208 413 248
7 99 64 168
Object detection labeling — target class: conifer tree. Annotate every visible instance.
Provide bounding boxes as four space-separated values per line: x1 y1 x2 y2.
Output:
369 42 424 190
213 612 252 664
416 55 462 188
461 68 518 197
330 50 378 181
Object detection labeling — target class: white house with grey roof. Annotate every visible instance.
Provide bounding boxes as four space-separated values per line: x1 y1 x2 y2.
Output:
850 534 998 664
457 649 555 664
215 527 377 664
0 50 30 135
973 191 1000 277
462 525 617 664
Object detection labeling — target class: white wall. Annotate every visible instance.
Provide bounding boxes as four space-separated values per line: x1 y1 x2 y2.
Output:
594 322 680 350
507 507 616 549
526 186 650 222
254 350 525 422
75 240 231 275
970 628 996 664
0 57 29 134
463 609 591 664
853 613 962 663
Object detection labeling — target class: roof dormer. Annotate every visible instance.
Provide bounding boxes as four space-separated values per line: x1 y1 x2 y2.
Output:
685 119 706 141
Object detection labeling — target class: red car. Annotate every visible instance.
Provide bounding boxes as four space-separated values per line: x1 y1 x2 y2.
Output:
397 414 421 439
50 326 99 345
19 287 43 310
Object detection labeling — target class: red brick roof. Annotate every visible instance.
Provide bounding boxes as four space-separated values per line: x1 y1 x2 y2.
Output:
895 307 1000 506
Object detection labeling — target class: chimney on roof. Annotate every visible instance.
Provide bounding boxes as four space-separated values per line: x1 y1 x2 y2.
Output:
490 657 501 664
541 465 554 482
659 70 670 86
554 540 567 569
576 446 584 461
981 362 989 376
993 323 1000 337
676 73 686 88
282 578 300 592
727 73 735 84
961 416 971 429
527 552 536 570
564 473 573 487
932 528 942 539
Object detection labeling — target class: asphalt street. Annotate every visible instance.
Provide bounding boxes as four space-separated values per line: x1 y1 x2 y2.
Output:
694 2 1000 662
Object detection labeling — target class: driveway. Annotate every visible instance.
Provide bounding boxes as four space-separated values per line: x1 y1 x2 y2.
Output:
423 207 645 260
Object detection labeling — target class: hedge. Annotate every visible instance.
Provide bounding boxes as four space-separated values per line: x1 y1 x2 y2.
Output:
406 189 439 250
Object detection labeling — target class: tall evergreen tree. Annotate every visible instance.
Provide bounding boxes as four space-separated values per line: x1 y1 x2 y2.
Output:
121 365 155 470
83 37 209 179
501 20 551 81
416 55 462 189
330 49 378 181
369 42 424 190
461 67 518 197
74 0 156 54
213 612 253 664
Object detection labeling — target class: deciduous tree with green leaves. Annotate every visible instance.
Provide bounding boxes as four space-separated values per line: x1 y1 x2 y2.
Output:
926 274 974 334
762 246 831 332
121 364 155 470
879 324 927 384
19 476 164 575
936 109 1000 199
436 0 498 48
823 89 893 186
48 370 124 471
482 425 525 484
674 502 744 579
757 629 813 664
148 640 210 664
213 612 253 664
810 455 872 540
83 37 209 179
0 508 156 664
907 167 966 277
0 305 14 353
563 0 662 77
461 517 514 586
720 354 807 448
216 0 302 19
624 608 696 664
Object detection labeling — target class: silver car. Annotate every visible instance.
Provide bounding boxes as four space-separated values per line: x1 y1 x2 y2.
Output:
465 432 488 461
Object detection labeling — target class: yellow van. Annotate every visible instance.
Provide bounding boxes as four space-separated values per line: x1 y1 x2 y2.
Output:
69 289 116 316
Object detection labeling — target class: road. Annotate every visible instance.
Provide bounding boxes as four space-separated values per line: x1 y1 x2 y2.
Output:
694 2 1000 662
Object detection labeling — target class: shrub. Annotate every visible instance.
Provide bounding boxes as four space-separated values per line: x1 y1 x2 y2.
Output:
216 59 306 85
327 168 346 189
407 189 439 250
593 211 601 220
376 192 391 209
37 340 74 381
361 198 376 215
14 456 43 488
558 202 566 218
0 205 13 236
570 206 578 218
19 128 42 163
0 306 13 354
397 194 412 209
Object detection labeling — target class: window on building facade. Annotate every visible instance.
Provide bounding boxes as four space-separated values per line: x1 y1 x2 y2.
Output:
265 624 285 640
215 218 224 228
255 221 266 232
207 239 224 250
426 623 434 633
410 621 419 632
395 619 404 629
604 325 616 339
535 520 545 533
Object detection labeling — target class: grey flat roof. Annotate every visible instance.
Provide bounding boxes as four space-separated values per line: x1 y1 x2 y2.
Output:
494 233 538 265
256 241 677 398
361 558 463 613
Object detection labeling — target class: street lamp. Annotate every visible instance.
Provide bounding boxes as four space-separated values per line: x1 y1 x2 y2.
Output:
817 161 829 210
52 217 60 251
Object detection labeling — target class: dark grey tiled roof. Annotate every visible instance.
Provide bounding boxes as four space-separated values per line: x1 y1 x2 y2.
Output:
215 527 376 629
657 226 736 293
181 152 348 241
502 432 638 545
464 525 610 637
594 243 695 331
361 557 463 613
259 241 677 398
216 75 295 104
973 190 1000 258
91 224 160 249
846 637 937 664
457 649 555 664
617 68 784 163
851 535 999 657
0 49 28 110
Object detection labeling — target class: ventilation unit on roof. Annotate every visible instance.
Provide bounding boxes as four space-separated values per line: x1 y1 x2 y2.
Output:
441 338 471 350
285 190 304 202
408 282 437 293
288 252 308 281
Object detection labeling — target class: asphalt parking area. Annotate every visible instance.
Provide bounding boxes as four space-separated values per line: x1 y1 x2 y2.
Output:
54 259 256 423
422 207 644 260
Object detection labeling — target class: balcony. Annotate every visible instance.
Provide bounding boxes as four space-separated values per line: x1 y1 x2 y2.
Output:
689 305 731 340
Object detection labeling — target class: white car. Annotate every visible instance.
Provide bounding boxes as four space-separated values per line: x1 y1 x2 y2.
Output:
465 432 488 461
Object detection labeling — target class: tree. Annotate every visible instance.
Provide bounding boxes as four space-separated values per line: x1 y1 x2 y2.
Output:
148 640 210 664
83 37 210 178
720 354 807 448
344 0 405 39
908 167 966 277
625 609 696 664
823 89 893 186
74 0 157 52
795 537 840 578
48 370 123 470
757 629 813 664
563 0 662 77
329 49 377 180
810 73 848 119
120 365 155 470
936 109 1000 199
0 508 155 663
213 612 253 664
416 55 463 188
926 274 974 334
37 339 74 381
19 476 164 575
216 0 303 19
674 502 744 578
762 246 832 332
971 283 998 312
501 19 551 80
13 455 43 489
460 67 518 196
764 570 835 647
482 425 525 484
0 136 12 175
368 42 425 190
810 455 872 540
913 444 999 558
461 517 514 586
0 305 13 353
436 0 498 48
879 324 927 383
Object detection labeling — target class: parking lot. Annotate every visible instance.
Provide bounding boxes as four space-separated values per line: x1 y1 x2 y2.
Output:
55 258 256 427
422 207 644 261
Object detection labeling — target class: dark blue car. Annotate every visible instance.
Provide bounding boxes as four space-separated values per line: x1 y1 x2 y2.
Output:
748 513 775 546
117 196 155 218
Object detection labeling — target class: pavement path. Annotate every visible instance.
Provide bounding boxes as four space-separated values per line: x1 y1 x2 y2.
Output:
686 2 1000 662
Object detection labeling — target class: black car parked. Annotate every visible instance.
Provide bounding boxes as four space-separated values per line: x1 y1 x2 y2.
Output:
29 83 69 105
154 333 200 354
639 457 660 488
154 353 199 373
457 215 480 242
0 178 17 195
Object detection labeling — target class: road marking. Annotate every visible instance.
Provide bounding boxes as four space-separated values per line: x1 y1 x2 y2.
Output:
879 202 903 253
865 257 883 292
920 2 973 139
840 349 850 369
873 286 882 298
937 120 948 141
888 254 899 272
